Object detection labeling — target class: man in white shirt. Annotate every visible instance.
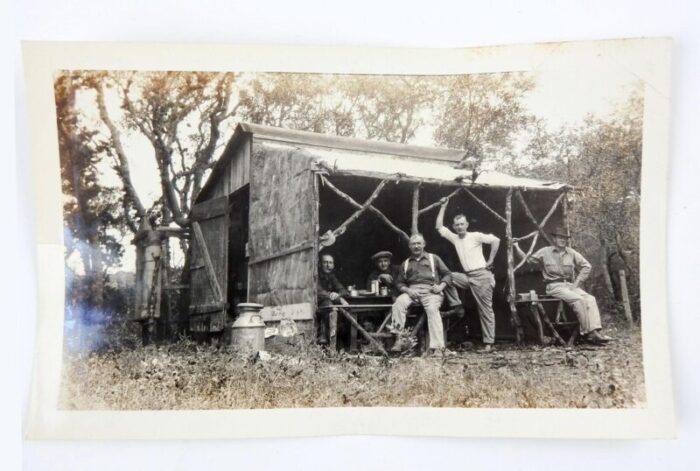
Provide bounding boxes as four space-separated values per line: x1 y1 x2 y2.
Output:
436 198 500 352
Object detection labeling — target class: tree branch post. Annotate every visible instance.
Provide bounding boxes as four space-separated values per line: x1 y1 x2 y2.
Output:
513 191 566 272
514 190 556 246
331 179 389 238
562 190 570 246
461 187 507 224
418 187 461 215
411 183 421 235
321 176 409 244
505 188 523 344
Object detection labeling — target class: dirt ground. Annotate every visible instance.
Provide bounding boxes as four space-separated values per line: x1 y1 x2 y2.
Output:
60 323 645 410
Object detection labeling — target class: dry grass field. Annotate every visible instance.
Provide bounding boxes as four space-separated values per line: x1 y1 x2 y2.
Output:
59 323 645 410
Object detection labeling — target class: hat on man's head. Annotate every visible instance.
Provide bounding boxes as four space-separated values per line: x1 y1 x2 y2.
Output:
548 225 571 238
371 250 393 262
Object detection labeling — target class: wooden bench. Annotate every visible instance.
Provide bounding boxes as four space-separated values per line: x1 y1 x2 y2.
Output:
515 290 579 347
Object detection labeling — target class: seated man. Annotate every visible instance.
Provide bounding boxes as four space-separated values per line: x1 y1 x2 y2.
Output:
513 225 612 345
317 253 349 344
388 233 454 356
366 250 401 298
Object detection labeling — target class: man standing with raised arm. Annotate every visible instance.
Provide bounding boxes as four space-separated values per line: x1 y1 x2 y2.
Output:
437 198 500 353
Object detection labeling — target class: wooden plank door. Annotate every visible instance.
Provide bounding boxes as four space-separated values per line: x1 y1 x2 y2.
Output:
188 195 229 332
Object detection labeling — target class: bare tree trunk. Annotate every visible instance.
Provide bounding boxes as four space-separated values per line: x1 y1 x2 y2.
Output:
619 270 634 325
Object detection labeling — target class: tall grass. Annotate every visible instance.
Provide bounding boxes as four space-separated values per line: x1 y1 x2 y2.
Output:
60 326 644 410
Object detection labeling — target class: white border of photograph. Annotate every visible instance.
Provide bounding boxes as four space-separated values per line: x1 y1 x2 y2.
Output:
22 38 674 439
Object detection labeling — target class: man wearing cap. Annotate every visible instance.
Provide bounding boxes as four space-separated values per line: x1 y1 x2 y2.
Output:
366 250 401 298
436 199 500 353
388 233 454 356
513 226 612 345
317 253 349 344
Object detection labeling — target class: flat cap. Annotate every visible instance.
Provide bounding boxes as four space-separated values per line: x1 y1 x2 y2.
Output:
371 250 393 261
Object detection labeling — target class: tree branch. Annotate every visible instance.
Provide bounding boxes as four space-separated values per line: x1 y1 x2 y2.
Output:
94 83 146 221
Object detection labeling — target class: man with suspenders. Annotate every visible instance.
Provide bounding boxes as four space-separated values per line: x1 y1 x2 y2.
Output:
388 233 454 356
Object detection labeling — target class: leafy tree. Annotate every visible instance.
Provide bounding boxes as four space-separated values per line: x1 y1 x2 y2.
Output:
236 73 340 134
56 72 126 321
90 71 238 230
339 75 435 143
506 88 643 315
433 73 535 167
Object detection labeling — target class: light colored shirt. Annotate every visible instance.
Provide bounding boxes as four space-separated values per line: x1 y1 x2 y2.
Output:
438 227 498 272
529 246 592 285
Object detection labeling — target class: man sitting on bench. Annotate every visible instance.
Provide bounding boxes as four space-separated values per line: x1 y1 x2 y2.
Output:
387 233 454 356
513 226 613 345
366 250 401 299
317 253 349 345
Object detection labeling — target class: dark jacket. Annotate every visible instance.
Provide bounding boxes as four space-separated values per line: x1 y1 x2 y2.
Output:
366 265 401 297
318 271 348 303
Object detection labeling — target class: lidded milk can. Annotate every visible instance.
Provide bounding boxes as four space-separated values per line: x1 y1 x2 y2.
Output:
231 303 265 353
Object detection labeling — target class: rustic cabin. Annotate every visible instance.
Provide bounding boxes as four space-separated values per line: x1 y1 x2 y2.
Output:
188 123 572 350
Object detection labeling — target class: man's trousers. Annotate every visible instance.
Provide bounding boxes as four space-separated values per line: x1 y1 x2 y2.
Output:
442 268 496 344
391 285 445 349
545 281 602 335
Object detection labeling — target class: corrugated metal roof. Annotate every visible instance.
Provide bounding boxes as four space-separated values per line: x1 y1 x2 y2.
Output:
263 140 567 190
239 123 464 162
197 123 567 202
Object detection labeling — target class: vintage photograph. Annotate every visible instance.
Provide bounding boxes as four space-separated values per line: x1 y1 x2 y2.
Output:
53 51 647 411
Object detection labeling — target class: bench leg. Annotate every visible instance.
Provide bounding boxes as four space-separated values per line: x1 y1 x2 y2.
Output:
336 308 388 357
350 313 358 351
528 303 546 345
536 303 567 347
329 308 337 351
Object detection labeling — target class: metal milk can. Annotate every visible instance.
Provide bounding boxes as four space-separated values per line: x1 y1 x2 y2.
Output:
231 303 266 353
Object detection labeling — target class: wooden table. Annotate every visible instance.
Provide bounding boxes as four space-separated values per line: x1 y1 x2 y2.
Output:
318 295 393 355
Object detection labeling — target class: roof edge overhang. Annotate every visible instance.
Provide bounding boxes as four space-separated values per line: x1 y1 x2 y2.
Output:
238 123 465 162
196 123 570 204
316 168 571 192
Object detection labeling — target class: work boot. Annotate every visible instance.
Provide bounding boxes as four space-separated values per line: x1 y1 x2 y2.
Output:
441 348 457 357
585 330 612 345
477 344 494 354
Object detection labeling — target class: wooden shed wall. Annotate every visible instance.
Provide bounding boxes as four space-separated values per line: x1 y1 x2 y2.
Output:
248 140 318 307
209 134 251 199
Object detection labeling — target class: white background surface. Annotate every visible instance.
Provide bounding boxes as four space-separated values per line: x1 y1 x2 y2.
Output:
5 0 699 469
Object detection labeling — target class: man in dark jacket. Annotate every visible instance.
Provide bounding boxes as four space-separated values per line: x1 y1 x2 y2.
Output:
317 253 348 344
